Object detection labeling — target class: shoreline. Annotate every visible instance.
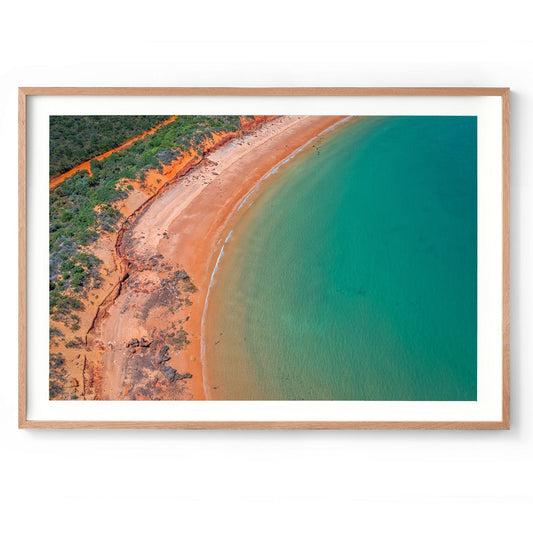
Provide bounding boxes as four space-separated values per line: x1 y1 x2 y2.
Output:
200 116 353 398
50 115 274 400
90 115 348 400
167 115 349 399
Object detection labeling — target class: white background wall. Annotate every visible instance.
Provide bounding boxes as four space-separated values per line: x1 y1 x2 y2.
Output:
0 1 530 531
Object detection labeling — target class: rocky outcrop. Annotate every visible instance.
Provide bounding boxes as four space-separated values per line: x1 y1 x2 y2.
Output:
126 336 152 348
155 345 171 364
159 365 192 383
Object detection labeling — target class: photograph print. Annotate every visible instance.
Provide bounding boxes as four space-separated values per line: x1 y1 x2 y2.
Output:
48 113 477 402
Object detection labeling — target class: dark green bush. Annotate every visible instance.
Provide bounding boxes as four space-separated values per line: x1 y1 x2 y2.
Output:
49 115 171 177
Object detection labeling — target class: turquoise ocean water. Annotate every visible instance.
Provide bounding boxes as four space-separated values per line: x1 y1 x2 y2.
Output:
206 116 477 400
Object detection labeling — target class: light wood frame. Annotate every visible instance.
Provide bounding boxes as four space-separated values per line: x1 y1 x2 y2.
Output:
19 87 510 429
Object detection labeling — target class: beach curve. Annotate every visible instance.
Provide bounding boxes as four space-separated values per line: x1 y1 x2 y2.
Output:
91 115 348 400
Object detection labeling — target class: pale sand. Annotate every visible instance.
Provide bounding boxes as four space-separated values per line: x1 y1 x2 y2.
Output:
92 115 347 399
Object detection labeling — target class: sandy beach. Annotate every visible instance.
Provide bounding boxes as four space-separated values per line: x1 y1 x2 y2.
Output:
79 115 347 399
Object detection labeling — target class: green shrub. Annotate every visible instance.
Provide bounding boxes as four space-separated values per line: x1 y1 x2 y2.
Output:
49 116 171 177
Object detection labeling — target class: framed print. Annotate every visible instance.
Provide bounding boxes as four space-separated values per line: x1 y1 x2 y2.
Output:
19 87 510 428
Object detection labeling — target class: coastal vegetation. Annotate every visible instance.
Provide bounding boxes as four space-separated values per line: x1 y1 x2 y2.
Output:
49 352 66 399
49 115 171 177
50 115 245 331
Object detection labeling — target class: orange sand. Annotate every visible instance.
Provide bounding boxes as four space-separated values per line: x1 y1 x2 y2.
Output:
91 115 347 399
51 116 277 400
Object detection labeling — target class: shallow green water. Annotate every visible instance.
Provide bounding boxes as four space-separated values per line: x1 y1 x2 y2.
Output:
206 116 477 400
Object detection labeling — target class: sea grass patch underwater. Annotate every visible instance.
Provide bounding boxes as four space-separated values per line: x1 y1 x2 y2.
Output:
207 116 477 400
